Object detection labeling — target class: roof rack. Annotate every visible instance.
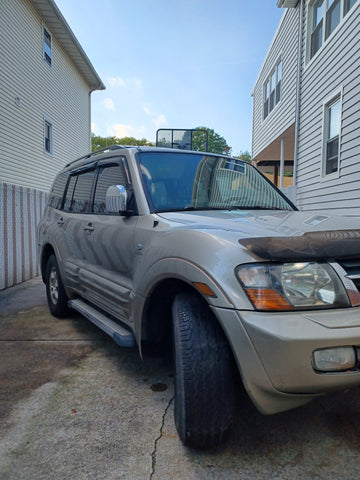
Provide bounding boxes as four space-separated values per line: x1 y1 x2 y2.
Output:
65 145 136 167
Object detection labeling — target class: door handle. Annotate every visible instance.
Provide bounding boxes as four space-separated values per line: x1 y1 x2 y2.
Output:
57 217 64 226
84 223 95 233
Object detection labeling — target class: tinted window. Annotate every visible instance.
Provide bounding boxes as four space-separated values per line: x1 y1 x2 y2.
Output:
49 172 68 210
93 164 127 213
63 175 77 211
69 170 95 213
138 152 294 212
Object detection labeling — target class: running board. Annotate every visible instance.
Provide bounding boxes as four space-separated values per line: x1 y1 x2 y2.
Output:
68 299 136 348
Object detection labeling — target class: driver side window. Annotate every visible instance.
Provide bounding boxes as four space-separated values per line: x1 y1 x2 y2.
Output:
93 164 127 214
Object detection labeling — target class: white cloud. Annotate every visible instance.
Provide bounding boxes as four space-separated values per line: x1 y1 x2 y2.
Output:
143 106 153 116
91 122 99 134
107 124 147 139
107 77 142 90
108 77 126 88
152 114 167 129
104 98 115 110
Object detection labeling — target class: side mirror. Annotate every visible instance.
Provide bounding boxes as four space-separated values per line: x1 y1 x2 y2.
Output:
106 185 128 214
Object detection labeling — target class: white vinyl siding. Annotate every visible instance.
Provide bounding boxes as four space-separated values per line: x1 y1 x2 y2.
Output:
0 0 91 192
296 0 360 214
252 7 299 159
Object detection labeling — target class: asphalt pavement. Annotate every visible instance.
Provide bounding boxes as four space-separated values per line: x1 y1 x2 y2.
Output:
1 277 360 479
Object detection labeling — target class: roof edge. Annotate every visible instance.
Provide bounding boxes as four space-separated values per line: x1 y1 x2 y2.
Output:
29 0 105 91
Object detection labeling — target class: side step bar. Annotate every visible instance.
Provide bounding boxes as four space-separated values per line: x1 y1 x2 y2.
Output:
68 299 136 348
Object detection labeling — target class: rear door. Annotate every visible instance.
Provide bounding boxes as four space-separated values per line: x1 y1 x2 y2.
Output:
59 167 97 292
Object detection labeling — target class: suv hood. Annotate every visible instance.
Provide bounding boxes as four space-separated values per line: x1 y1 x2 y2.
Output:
158 210 360 260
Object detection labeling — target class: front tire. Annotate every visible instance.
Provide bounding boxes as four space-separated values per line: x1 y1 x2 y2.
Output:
172 292 234 449
45 254 69 318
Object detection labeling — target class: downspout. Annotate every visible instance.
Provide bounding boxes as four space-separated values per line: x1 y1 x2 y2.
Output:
89 90 92 152
293 0 304 189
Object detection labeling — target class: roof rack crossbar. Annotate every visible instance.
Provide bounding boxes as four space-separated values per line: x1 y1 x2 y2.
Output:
65 145 131 167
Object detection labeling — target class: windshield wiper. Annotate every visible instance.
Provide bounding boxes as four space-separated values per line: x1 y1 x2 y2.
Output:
228 206 288 211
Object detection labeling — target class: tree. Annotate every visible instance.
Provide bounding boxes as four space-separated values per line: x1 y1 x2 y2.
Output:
192 127 231 155
91 133 154 152
234 150 252 163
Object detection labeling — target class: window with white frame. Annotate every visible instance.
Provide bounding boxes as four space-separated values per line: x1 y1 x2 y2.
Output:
44 118 53 155
43 25 52 66
323 95 341 175
263 59 282 120
309 0 358 59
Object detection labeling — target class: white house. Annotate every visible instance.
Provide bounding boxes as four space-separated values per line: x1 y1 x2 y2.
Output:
252 0 360 215
0 0 105 289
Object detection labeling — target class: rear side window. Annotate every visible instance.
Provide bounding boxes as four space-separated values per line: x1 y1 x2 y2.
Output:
93 164 127 213
49 172 68 209
68 170 95 213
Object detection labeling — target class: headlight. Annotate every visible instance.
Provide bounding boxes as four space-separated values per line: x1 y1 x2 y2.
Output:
236 262 350 311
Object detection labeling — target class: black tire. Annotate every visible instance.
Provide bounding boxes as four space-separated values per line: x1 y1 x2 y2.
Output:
172 292 234 449
45 254 69 318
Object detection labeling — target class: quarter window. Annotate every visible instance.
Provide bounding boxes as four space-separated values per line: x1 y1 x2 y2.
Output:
263 59 282 120
324 96 341 175
43 25 52 66
49 172 68 210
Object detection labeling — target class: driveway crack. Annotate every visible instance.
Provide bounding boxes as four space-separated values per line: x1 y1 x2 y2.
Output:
150 395 174 480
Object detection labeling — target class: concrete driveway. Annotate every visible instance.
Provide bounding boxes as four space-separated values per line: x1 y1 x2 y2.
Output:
1 278 360 480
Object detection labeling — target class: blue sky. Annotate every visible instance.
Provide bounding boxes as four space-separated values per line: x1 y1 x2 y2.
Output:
55 0 284 155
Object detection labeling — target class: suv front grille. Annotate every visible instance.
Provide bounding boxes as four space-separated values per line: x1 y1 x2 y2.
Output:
338 259 360 292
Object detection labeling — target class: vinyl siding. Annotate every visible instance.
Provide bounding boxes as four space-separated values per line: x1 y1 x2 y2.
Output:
296 0 360 214
0 0 91 193
252 7 299 158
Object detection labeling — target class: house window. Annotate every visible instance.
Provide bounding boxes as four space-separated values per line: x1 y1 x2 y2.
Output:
44 118 53 155
263 59 282 119
325 0 341 39
344 0 357 14
43 26 52 66
324 95 341 175
309 0 357 59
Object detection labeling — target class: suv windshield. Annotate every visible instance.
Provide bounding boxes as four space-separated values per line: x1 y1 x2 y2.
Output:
138 151 294 212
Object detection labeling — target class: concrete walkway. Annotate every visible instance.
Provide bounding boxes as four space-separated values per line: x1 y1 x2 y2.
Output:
1 278 360 479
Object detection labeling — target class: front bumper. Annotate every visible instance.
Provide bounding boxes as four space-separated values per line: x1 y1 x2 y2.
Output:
213 305 360 415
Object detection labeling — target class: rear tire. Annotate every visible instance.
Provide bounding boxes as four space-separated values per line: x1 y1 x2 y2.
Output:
45 254 69 318
172 292 234 449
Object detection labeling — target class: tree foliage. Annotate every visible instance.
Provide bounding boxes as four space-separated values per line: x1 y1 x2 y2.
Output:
234 150 252 163
192 127 231 155
91 133 154 152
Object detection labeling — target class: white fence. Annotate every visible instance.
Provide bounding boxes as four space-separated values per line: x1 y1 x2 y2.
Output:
0 182 47 290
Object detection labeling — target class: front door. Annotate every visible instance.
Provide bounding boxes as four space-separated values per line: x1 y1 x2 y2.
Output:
78 158 138 325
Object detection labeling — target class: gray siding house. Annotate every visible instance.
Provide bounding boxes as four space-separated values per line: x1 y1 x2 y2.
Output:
0 0 105 289
252 0 360 214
